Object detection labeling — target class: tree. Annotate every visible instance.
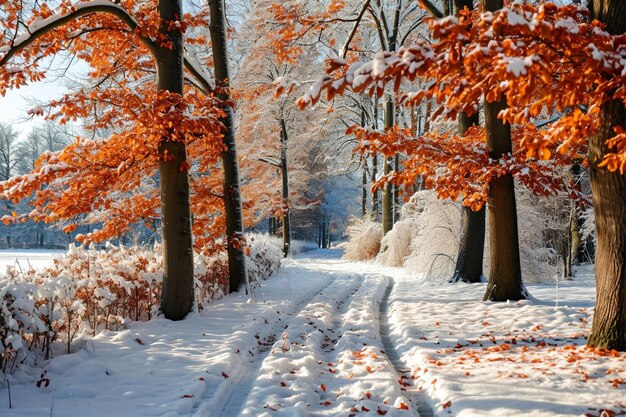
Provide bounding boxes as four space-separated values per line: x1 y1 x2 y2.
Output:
586 0 626 350
0 0 226 320
16 122 70 174
479 0 525 302
0 122 19 181
209 0 248 291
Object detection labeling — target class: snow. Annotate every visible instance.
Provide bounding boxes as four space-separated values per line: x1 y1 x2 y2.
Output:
0 249 64 271
1 252 624 417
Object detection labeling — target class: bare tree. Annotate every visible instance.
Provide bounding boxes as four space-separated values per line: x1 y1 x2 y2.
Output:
0 122 20 181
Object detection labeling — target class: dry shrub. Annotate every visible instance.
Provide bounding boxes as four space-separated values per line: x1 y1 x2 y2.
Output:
339 217 383 261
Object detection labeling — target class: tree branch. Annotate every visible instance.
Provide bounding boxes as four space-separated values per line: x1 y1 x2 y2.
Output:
418 0 444 18
340 0 372 59
0 1 214 94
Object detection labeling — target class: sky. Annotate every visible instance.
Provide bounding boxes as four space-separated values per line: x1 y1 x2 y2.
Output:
0 79 69 139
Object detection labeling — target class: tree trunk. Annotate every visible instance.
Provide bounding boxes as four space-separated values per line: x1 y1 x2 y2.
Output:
156 0 194 320
449 0 486 284
362 156 368 217
393 154 401 223
280 118 291 257
585 0 626 350
452 206 485 283
209 0 248 293
382 97 394 234
564 200 578 279
451 112 486 283
371 97 380 222
586 0 626 352
482 97 525 301
371 153 379 221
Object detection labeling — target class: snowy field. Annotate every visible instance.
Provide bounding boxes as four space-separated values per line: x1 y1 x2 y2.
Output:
1 250 624 417
0 249 65 271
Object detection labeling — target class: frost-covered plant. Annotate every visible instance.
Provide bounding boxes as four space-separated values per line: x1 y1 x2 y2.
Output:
515 186 571 282
377 219 420 267
289 239 318 255
339 217 383 261
0 236 285 378
400 191 461 279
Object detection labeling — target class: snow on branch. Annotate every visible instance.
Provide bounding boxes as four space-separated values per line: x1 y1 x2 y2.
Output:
0 0 213 95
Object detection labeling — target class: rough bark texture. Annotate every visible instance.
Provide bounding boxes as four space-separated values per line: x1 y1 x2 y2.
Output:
209 0 248 293
280 118 291 257
587 0 626 350
451 112 486 283
156 0 194 320
382 98 394 235
483 98 525 301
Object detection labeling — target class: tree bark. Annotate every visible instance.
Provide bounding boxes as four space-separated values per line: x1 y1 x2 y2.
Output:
371 153 379 221
586 0 626 350
451 113 486 283
156 0 194 320
586 0 626 352
393 154 401 223
280 118 291 257
482 97 525 301
371 96 380 222
209 0 248 293
382 97 394 234
480 0 525 301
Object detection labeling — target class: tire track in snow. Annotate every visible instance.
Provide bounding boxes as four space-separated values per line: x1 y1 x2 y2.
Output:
380 279 434 417
235 273 365 416
200 273 350 417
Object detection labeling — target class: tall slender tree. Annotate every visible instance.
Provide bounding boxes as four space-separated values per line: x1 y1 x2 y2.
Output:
587 0 626 350
209 0 248 292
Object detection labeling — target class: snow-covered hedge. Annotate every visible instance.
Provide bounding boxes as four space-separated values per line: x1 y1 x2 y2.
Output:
339 217 383 261
344 189 579 283
0 236 283 376
246 234 283 287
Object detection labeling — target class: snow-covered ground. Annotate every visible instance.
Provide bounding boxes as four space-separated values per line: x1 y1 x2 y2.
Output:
0 249 65 271
1 250 624 417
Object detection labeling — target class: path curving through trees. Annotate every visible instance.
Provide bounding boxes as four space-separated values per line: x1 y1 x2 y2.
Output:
204 254 435 417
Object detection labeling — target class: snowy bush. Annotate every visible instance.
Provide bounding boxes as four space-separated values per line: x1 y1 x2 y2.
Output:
246 233 283 289
289 239 318 255
376 219 420 267
339 217 383 261
387 187 581 283
399 191 461 279
0 237 285 377
515 187 570 283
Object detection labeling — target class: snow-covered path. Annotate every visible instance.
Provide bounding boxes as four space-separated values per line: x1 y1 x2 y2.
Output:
1 250 427 417
1 250 625 417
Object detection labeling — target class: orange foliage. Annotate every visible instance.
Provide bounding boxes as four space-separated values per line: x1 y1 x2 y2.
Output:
0 0 233 250
348 124 570 210
290 2 626 200
267 0 346 63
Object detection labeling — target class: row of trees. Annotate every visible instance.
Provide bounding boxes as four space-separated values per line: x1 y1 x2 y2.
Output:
0 0 358 320
1 0 625 352
271 0 626 351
